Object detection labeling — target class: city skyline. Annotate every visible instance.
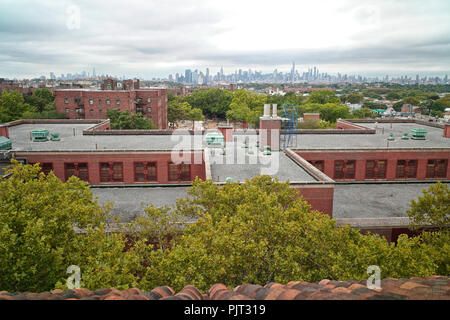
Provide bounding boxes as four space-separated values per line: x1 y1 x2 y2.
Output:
1 1 450 79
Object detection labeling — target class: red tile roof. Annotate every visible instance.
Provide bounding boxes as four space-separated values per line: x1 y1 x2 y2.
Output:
0 276 448 300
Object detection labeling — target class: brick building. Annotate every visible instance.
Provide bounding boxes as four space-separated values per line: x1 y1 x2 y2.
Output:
54 79 168 129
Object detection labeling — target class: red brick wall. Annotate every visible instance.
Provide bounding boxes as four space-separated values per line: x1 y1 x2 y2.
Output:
296 150 450 181
55 89 168 129
303 113 320 121
444 124 450 138
15 151 205 185
0 126 9 138
295 186 334 216
259 118 281 150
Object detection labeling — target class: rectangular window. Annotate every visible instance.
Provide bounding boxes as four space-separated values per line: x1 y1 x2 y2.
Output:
89 99 94 105
365 160 387 179
168 163 179 181
147 107 152 113
134 162 157 182
427 159 448 178
112 162 123 182
334 160 355 179
42 163 53 175
334 160 344 179
99 99 102 104
147 97 151 103
106 99 110 105
180 163 190 180
64 98 69 104
90 109 94 116
100 163 111 182
116 99 120 105
397 160 418 178
65 108 70 113
65 163 89 182
308 160 324 172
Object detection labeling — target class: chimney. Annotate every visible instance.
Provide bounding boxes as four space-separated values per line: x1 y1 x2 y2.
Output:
263 104 271 117
444 124 450 138
272 104 278 118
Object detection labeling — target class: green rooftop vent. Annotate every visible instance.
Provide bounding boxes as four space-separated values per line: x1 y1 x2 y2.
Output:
205 132 224 147
410 128 427 140
387 133 395 141
248 148 254 155
32 129 49 142
50 132 60 141
225 177 233 183
263 145 272 155
401 133 409 140
0 136 12 150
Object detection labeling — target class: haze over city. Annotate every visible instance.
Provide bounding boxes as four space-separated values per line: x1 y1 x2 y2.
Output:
1 0 450 79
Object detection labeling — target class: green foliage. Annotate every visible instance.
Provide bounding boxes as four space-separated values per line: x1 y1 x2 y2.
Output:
106 109 158 129
305 90 341 104
135 176 448 292
352 107 375 119
345 93 364 104
226 90 267 127
185 88 233 119
297 119 332 129
407 182 450 230
301 103 352 123
24 89 55 113
0 90 34 122
22 101 67 119
0 161 142 291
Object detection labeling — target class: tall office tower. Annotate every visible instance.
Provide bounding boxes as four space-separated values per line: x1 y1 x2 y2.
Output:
50 72 56 80
93 67 96 78
185 69 192 83
205 68 210 84
313 66 317 79
291 62 295 82
220 66 224 81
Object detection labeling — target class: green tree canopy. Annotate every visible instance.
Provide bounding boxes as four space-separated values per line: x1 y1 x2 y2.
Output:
305 90 340 104
0 90 34 122
407 182 450 230
226 90 267 127
185 88 233 119
106 109 157 129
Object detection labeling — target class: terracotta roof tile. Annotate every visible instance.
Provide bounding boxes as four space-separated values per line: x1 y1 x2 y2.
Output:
0 276 448 300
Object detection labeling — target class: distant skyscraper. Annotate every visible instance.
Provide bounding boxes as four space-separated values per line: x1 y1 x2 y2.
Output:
93 67 96 78
291 62 295 82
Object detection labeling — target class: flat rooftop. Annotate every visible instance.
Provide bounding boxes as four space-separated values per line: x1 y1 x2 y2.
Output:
8 123 203 151
91 182 448 222
291 122 449 149
7 122 449 152
333 183 449 219
209 148 316 182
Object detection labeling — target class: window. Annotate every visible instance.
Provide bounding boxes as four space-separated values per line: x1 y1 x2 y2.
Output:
426 159 448 178
168 162 190 181
134 162 157 182
147 97 151 103
99 109 102 114
89 99 93 105
147 107 152 113
64 98 69 104
100 162 123 182
308 160 324 172
365 160 387 179
90 109 94 116
396 160 418 178
116 99 120 105
65 108 70 113
65 163 89 182
107 84 112 90
32 162 53 175
99 99 102 104
106 99 111 105
334 160 355 179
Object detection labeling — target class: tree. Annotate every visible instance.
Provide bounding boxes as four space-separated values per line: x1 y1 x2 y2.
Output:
136 176 447 292
106 109 157 129
352 107 375 119
302 103 352 123
24 88 55 113
305 90 340 104
226 90 267 127
407 182 450 230
186 88 233 119
168 98 192 124
0 161 148 292
346 93 364 104
0 90 34 122
188 108 204 129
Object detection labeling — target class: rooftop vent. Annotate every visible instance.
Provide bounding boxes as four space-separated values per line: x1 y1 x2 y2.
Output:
0 136 12 150
410 128 427 140
31 129 49 142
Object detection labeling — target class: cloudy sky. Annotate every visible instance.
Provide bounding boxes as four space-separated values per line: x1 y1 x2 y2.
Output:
1 0 450 79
